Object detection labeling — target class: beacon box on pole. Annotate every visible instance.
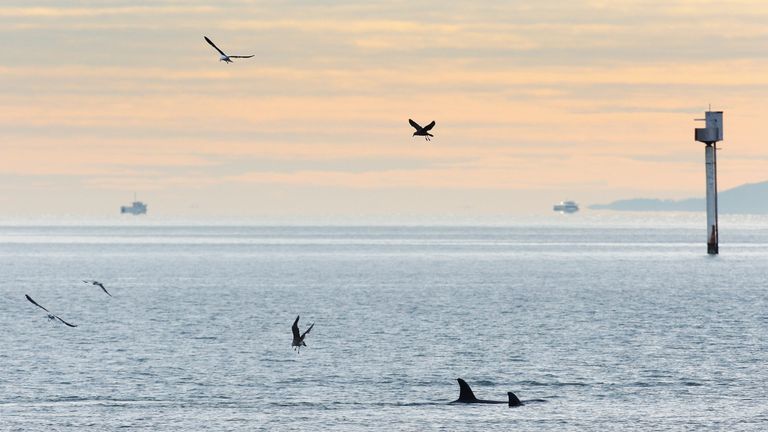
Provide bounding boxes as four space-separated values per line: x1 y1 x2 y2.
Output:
695 111 723 143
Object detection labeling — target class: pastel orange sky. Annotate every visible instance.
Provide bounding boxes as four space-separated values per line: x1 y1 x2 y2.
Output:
2 1 767 219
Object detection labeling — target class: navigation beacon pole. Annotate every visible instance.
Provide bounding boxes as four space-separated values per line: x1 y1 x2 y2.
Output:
694 110 723 255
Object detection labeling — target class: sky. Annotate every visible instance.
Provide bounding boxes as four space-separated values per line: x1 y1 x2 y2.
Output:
2 0 768 220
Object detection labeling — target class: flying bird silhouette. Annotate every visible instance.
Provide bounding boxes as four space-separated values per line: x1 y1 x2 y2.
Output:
25 294 77 328
291 315 314 353
409 119 436 141
83 280 112 297
204 36 254 63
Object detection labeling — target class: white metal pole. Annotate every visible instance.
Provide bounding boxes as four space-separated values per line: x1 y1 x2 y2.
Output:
705 143 719 254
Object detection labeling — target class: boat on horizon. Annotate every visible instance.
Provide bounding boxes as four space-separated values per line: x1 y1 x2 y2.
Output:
121 194 147 215
553 200 579 214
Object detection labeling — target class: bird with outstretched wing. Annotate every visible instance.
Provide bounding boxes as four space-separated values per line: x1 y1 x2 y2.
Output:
291 315 314 353
83 280 112 297
25 294 77 328
204 36 254 63
409 119 436 140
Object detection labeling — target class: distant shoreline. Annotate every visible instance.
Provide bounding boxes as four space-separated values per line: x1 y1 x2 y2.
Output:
590 180 768 214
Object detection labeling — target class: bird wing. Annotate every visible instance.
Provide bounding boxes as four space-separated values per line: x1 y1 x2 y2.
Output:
25 294 50 313
409 119 423 130
204 36 227 56
26 294 77 327
228 55 254 59
96 283 113 297
292 315 301 339
301 323 314 339
423 120 436 131
55 315 78 328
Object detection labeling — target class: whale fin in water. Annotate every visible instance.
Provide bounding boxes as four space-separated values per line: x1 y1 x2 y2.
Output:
508 392 522 407
456 378 478 402
453 378 524 406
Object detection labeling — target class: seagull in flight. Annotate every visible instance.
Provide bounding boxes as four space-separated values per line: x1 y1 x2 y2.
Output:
25 294 77 328
409 119 436 141
291 315 314 353
204 36 254 63
83 280 112 297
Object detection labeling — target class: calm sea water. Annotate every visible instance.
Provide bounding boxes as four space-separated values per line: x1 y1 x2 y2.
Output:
1 215 767 431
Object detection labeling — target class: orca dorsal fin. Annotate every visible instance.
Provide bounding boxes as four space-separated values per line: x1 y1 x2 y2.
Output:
456 378 478 402
508 392 522 407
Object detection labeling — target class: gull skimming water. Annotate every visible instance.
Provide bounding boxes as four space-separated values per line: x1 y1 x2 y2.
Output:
409 119 436 141
292 315 314 354
83 280 112 297
204 36 254 63
25 294 77 328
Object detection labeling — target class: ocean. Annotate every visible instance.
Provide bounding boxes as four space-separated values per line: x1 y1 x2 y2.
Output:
1 214 766 431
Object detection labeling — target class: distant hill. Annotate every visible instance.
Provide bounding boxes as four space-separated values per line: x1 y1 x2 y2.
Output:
590 181 768 214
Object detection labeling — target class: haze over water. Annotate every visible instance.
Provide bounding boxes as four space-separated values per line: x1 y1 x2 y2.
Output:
1 214 766 431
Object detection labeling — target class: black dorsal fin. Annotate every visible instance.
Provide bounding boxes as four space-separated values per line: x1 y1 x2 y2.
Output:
508 392 522 407
456 378 478 402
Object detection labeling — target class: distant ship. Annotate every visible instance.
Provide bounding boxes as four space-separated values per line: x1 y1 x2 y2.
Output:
553 200 579 213
121 195 147 215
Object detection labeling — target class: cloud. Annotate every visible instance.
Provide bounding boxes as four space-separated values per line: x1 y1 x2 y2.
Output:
0 6 217 18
